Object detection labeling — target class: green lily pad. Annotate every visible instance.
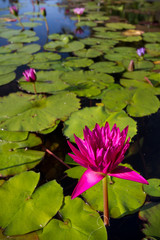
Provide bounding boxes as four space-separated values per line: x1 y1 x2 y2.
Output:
66 166 146 218
0 92 80 132
0 29 21 39
104 47 137 62
143 178 160 197
0 229 39 240
0 171 63 236
94 31 123 39
105 22 135 30
122 70 151 80
63 106 137 142
89 61 125 74
0 132 44 177
0 72 16 86
0 65 17 75
127 89 160 117
76 21 97 27
102 87 133 112
0 52 33 66
83 173 146 218
143 32 160 43
48 33 73 42
63 57 94 68
18 44 41 54
16 22 42 28
59 41 85 52
19 70 68 94
74 48 102 58
145 43 160 56
139 202 160 239
122 59 154 70
0 43 23 53
80 37 104 46
0 130 28 141
43 41 65 51
39 196 107 240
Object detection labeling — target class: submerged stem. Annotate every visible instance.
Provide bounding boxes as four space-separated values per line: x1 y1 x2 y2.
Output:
46 148 71 169
102 176 109 226
44 17 49 33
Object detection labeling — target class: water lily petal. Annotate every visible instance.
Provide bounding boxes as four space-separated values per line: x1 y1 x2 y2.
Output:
108 166 149 184
71 169 105 199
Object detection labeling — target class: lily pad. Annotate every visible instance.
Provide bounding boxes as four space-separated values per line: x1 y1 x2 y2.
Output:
0 130 28 141
145 43 160 56
0 92 80 132
63 57 94 68
143 32 160 43
16 22 42 28
139 202 160 239
105 22 135 30
102 87 133 112
122 59 154 70
89 61 125 74
74 48 102 58
0 72 16 86
76 21 97 27
0 65 17 75
19 70 69 94
0 43 23 53
0 132 44 176
66 166 146 218
59 41 85 52
143 178 160 197
39 196 107 240
18 43 41 54
127 89 160 117
0 171 63 236
0 52 33 67
63 106 137 142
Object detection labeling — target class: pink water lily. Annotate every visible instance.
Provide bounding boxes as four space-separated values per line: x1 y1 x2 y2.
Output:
73 8 85 15
23 68 36 82
40 7 47 17
9 6 18 16
68 123 148 200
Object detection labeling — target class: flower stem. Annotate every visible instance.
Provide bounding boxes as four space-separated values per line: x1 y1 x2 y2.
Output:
46 148 71 169
78 14 80 22
33 82 37 94
44 17 49 33
17 16 24 30
102 176 109 226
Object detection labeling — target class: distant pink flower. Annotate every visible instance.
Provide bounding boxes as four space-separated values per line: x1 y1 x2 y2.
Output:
137 47 145 57
73 8 85 15
40 7 47 17
23 68 37 82
9 6 18 17
68 123 148 199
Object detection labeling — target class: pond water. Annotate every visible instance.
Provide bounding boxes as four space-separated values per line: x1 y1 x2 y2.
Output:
0 0 160 239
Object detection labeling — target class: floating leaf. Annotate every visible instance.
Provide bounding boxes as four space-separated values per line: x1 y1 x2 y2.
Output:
16 22 42 28
74 48 102 58
59 41 85 52
0 171 63 236
143 32 160 43
0 65 16 75
0 92 80 132
39 196 107 240
0 133 44 176
139 202 160 239
127 89 160 117
63 57 94 67
143 178 160 197
19 70 68 93
63 106 137 142
76 21 97 27
18 44 41 54
89 61 125 73
105 22 135 30
0 52 33 67
0 72 16 86
0 130 28 142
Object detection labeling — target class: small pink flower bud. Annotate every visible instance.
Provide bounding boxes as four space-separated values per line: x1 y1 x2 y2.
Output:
40 7 47 17
9 6 18 17
23 68 37 82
